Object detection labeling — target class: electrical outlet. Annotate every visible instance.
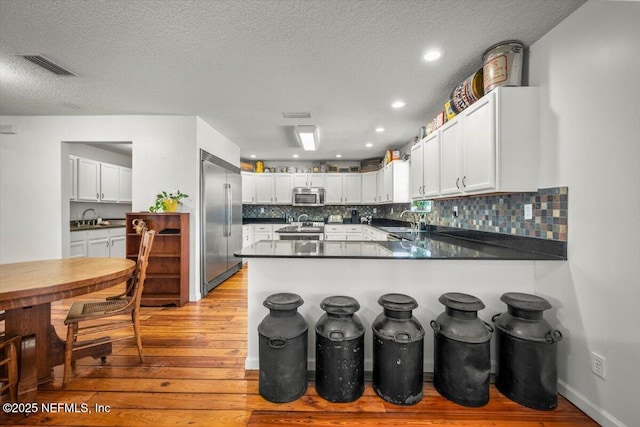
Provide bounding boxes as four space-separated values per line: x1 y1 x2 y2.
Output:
453 206 458 218
260 207 264 213
524 203 533 220
591 352 605 379
373 208 377 214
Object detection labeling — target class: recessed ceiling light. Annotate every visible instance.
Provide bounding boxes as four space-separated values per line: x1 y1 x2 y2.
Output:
375 127 385 133
365 142 373 148
423 50 442 61
292 154 299 158
336 154 342 158
249 154 256 158
391 101 406 109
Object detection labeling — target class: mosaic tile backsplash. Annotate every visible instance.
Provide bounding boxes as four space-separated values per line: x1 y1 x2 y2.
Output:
243 187 568 242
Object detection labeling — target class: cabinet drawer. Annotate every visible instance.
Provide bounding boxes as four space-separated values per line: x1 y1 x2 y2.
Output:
324 225 344 233
254 225 272 232
345 225 362 233
86 228 110 239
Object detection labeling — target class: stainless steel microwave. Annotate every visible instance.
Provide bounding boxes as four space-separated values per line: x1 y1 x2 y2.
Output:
292 187 325 206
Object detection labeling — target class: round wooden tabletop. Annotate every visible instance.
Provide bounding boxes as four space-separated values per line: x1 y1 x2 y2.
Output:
0 257 136 310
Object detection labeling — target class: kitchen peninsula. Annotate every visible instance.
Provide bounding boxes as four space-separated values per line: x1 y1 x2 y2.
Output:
236 227 565 372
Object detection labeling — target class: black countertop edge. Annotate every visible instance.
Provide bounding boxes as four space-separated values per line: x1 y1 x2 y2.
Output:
242 218 288 225
426 225 567 260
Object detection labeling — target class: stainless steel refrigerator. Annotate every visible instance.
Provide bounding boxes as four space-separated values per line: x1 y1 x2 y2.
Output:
200 150 242 296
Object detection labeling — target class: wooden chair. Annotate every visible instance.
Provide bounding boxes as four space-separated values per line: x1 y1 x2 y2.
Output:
0 335 20 402
62 229 156 388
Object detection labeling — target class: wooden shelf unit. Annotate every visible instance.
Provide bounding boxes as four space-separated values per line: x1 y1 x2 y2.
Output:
125 212 189 307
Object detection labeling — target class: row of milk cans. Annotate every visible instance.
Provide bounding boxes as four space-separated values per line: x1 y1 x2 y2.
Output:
258 291 562 410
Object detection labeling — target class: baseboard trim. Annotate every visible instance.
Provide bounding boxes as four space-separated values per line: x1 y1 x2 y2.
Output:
558 379 626 427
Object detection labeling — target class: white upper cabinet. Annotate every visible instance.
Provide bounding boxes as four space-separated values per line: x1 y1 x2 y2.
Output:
410 141 424 199
74 156 131 203
423 132 441 198
292 173 325 188
241 172 256 204
273 173 292 205
118 167 132 203
324 174 344 204
361 171 377 204
100 163 120 202
77 158 101 201
410 132 440 199
254 173 292 204
439 87 539 197
255 174 275 204
324 173 362 205
440 119 465 196
343 173 362 204
378 161 409 204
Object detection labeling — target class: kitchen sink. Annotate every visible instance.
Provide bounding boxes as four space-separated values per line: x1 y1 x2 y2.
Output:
294 226 323 232
379 226 415 233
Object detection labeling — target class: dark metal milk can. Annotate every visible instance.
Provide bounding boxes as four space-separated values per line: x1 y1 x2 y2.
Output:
372 293 425 405
315 295 365 403
431 292 493 407
493 292 563 410
258 293 308 403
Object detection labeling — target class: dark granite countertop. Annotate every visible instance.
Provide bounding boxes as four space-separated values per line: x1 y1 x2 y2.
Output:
235 235 564 260
70 219 126 232
236 220 566 260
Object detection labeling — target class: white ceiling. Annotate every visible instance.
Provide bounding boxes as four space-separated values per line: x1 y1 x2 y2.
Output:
0 0 585 161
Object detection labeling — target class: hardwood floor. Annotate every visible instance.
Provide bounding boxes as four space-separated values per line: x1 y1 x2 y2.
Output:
2 266 597 426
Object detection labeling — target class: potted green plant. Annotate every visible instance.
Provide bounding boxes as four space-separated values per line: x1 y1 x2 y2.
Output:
149 190 189 212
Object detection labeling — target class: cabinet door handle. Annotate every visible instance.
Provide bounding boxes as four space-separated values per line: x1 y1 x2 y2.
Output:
456 178 460 189
96 193 100 199
462 176 467 187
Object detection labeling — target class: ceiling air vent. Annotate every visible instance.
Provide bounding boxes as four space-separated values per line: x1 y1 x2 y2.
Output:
282 112 312 119
18 54 76 76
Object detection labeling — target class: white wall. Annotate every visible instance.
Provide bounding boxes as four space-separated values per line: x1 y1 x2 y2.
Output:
529 1 640 426
0 115 240 303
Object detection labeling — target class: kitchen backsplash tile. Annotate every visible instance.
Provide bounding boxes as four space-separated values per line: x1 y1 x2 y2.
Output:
242 187 568 242
421 187 568 241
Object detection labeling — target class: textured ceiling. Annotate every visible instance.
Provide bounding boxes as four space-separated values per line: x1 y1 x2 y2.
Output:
0 0 586 161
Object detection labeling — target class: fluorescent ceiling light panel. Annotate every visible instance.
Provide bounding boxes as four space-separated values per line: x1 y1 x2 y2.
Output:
295 125 318 151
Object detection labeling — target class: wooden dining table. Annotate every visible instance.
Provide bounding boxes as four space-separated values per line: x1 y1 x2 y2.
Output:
0 257 135 390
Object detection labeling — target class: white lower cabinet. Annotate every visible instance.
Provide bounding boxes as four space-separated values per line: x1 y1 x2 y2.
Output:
344 224 363 240
242 225 254 248
363 225 390 241
71 228 126 258
253 224 273 242
324 224 345 240
70 231 87 258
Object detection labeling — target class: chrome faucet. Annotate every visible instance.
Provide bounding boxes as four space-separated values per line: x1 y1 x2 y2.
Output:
297 213 309 223
400 210 430 231
82 208 97 225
